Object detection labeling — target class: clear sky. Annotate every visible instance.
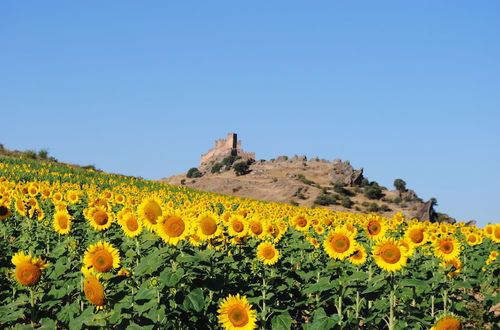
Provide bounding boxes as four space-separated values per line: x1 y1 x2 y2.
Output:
1 1 499 226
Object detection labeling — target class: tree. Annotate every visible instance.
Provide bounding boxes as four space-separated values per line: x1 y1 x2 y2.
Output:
364 185 384 200
186 167 202 178
233 161 250 176
430 197 438 206
393 179 407 193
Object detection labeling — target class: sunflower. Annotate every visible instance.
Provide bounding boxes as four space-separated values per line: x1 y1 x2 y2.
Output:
399 239 415 257
256 242 280 265
365 216 387 241
119 212 142 238
484 224 494 238
247 217 265 238
292 215 310 232
372 238 407 272
434 236 461 261
465 232 483 246
155 212 190 246
430 313 462 330
14 198 27 216
197 213 222 240
138 197 164 230
492 224 500 243
405 224 427 247
441 258 463 278
323 226 356 260
0 202 12 221
53 211 72 235
228 215 248 238
349 245 367 265
218 294 257 330
12 251 48 286
81 267 105 307
85 206 114 231
51 191 63 203
83 241 121 273
66 190 80 204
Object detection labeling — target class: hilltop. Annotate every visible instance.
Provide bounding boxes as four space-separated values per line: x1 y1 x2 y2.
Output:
161 134 455 223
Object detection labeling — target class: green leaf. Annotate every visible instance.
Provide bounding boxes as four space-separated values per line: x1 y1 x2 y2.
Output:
399 279 428 289
183 288 205 312
362 281 385 294
309 308 339 330
271 312 292 330
302 278 333 295
160 267 184 287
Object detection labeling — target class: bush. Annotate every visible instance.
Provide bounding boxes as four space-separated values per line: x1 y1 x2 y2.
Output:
393 197 402 204
333 183 353 196
367 202 380 212
23 150 37 159
364 185 384 199
187 167 202 178
314 193 339 206
38 149 49 159
380 204 390 212
341 196 354 208
211 163 223 174
393 179 407 192
289 200 299 206
222 155 241 167
297 174 315 185
233 161 249 176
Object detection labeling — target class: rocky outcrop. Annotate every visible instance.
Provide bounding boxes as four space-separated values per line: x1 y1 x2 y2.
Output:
414 200 435 221
328 159 364 186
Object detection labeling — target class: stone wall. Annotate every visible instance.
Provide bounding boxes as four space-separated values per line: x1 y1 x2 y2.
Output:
200 133 255 165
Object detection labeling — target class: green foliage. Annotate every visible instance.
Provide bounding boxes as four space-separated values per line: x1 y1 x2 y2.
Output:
393 178 407 192
38 149 49 159
211 163 223 174
340 196 354 208
314 193 339 206
23 150 37 159
367 202 380 212
186 167 202 178
221 155 241 167
297 174 315 185
364 185 384 200
232 161 249 176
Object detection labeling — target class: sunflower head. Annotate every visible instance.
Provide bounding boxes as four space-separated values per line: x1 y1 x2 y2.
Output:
83 241 121 273
0 202 12 221
434 236 461 261
405 224 427 247
430 313 462 330
365 216 387 241
197 213 221 240
156 211 190 246
349 245 367 265
218 294 257 330
256 242 280 266
53 211 72 235
86 206 114 231
323 226 356 260
248 218 264 238
12 251 48 286
292 215 310 232
228 215 248 238
372 238 408 272
138 197 164 230
82 267 105 307
119 212 143 238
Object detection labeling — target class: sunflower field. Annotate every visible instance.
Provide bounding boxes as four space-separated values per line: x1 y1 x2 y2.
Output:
0 155 498 329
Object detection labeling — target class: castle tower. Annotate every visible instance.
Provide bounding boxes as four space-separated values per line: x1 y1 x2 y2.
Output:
227 133 237 156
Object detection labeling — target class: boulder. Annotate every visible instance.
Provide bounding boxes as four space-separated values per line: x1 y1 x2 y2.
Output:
327 160 364 186
414 200 435 222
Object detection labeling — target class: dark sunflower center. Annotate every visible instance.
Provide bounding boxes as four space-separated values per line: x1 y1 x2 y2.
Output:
126 217 139 231
93 211 108 225
201 218 217 235
0 206 8 216
229 306 249 326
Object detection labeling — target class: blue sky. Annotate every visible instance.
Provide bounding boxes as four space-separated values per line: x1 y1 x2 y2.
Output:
1 1 499 226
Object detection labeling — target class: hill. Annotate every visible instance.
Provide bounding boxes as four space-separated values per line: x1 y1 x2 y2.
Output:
161 134 455 223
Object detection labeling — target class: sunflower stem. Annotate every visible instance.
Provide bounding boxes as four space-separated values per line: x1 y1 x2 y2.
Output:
355 290 360 320
29 287 36 326
261 270 267 328
388 275 396 330
431 295 435 317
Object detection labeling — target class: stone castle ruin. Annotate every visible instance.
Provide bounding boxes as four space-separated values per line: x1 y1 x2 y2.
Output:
200 133 255 165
